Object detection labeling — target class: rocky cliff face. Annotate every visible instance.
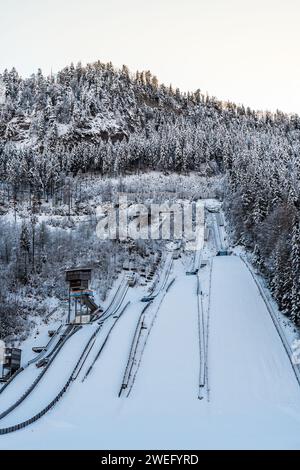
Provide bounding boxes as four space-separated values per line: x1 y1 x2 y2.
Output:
0 62 184 148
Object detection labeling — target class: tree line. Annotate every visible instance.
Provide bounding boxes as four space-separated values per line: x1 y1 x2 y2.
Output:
1 60 300 327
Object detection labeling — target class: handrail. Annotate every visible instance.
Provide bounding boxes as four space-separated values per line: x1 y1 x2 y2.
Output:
0 326 99 435
118 302 152 396
0 325 81 421
197 275 206 398
240 255 300 388
0 299 133 434
82 301 131 382
120 259 173 397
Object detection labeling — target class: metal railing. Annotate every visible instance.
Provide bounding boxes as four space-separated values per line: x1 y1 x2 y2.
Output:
0 326 81 421
0 325 94 435
82 301 131 382
0 276 132 434
240 255 300 389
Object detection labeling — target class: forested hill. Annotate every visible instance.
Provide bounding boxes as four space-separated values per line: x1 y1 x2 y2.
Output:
1 60 300 180
1 60 300 327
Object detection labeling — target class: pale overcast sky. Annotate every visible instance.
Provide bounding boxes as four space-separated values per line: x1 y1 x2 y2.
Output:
0 0 299 114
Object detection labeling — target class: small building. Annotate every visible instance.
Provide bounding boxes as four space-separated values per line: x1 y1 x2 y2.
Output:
1 348 22 380
65 267 92 291
65 267 99 323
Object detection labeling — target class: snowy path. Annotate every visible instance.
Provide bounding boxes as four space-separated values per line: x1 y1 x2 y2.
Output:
209 256 300 407
128 262 199 403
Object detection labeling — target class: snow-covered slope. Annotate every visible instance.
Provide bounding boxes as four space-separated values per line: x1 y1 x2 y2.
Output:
1 253 300 449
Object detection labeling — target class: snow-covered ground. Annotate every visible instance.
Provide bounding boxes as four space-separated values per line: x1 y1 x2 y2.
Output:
1 209 300 449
